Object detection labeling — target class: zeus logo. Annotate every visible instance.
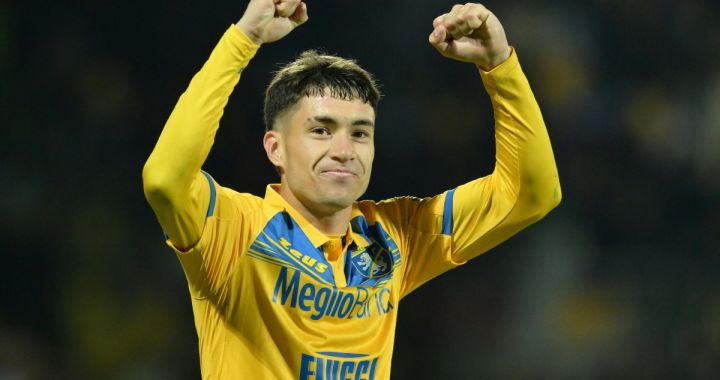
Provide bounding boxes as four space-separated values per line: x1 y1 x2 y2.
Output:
280 237 329 274
272 267 394 321
299 352 378 380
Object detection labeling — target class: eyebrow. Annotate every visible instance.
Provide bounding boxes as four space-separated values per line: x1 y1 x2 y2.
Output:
311 116 375 127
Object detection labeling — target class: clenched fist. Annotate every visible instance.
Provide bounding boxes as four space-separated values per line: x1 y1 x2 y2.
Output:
236 0 309 45
428 3 511 71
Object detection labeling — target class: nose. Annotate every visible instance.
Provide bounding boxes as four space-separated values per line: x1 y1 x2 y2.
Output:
328 131 355 162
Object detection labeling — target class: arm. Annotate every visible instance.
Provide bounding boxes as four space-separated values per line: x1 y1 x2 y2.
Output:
429 4 561 262
142 0 308 250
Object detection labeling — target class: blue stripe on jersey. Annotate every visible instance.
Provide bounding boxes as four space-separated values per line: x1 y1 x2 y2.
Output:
247 212 401 287
347 216 401 287
317 351 369 358
248 211 335 285
201 170 216 217
442 188 456 235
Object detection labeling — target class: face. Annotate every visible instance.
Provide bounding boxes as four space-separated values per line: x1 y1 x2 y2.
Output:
264 93 375 216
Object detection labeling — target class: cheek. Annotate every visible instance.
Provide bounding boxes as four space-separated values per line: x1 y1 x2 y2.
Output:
285 142 318 176
360 146 375 173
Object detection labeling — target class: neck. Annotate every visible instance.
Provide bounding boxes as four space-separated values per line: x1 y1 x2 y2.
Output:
278 186 351 236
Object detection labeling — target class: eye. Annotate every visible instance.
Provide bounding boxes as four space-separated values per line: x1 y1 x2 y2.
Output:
311 127 331 136
352 129 372 139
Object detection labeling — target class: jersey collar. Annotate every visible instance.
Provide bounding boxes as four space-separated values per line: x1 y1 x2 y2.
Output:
263 185 370 250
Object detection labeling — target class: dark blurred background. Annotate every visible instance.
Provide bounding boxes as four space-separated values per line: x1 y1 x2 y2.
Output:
2 0 719 379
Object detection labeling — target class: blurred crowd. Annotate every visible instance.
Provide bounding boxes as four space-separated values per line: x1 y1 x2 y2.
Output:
2 0 719 378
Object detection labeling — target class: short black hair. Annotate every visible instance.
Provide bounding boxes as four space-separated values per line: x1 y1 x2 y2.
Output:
263 50 381 131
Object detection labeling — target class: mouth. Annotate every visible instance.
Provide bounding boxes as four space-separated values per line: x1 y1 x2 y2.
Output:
319 168 358 179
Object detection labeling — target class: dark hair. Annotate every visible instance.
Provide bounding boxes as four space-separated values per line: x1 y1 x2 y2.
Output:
263 50 382 131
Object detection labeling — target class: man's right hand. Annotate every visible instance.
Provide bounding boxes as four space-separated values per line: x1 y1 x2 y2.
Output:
236 0 309 45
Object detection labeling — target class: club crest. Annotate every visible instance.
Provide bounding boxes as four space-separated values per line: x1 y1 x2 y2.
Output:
351 244 392 279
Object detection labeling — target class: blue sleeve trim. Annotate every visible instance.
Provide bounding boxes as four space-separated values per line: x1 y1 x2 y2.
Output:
442 188 456 235
201 170 216 217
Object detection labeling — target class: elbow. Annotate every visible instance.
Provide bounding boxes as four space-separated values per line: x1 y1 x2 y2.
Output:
520 177 562 223
542 176 562 212
539 184 562 218
142 160 174 203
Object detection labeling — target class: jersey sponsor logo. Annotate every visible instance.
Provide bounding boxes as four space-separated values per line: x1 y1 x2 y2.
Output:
272 267 394 321
299 351 378 380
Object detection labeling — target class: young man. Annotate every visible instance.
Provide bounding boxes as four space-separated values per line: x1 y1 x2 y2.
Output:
143 0 561 378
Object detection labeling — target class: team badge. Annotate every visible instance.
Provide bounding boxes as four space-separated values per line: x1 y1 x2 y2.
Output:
351 244 392 279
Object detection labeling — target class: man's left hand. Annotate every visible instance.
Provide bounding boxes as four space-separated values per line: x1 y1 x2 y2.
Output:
429 3 511 71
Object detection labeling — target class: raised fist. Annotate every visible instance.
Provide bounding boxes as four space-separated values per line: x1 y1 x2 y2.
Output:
236 0 309 45
428 3 511 70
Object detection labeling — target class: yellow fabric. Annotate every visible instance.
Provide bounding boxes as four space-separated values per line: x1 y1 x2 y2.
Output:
323 235 349 287
143 24 560 380
142 25 259 251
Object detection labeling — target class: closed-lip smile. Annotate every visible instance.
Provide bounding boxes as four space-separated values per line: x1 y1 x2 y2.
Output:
320 168 357 177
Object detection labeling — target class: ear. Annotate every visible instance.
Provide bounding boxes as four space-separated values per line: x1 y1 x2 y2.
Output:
263 130 285 171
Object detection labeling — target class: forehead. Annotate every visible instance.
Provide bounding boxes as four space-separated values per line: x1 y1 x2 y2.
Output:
290 94 375 125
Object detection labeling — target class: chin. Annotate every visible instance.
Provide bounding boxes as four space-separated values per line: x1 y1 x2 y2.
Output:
318 191 358 210
322 196 354 210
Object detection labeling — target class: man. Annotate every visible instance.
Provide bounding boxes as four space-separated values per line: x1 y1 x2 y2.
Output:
143 0 561 378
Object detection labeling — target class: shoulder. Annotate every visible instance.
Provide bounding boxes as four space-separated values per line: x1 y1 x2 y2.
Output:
356 195 443 223
213 185 264 219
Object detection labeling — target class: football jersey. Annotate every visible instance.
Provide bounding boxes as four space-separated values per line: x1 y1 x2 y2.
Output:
169 178 461 379
144 24 561 380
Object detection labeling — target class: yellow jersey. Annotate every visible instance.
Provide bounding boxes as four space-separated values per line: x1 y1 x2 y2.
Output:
143 25 560 380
